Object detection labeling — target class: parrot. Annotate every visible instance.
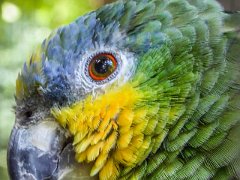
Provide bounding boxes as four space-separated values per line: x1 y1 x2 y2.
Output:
7 0 240 179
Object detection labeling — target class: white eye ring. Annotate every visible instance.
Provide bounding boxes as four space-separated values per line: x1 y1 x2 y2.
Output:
74 47 136 93
84 51 122 85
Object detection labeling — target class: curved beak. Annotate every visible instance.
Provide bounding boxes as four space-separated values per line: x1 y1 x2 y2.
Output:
7 120 69 180
7 118 97 180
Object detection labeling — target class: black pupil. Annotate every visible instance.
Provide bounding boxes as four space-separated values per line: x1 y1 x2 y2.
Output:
94 56 114 74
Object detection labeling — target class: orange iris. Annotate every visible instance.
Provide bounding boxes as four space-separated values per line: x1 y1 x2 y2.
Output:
88 53 118 81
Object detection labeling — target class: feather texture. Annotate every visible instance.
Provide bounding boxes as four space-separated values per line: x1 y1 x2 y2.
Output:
16 0 240 179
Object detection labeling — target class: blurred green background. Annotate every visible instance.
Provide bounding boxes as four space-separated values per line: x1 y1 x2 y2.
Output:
0 0 237 179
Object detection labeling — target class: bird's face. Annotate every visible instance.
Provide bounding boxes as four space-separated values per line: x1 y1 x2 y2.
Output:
8 1 200 180
7 9 141 179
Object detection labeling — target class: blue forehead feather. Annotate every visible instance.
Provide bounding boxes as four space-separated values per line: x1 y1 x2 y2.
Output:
18 0 166 104
41 11 126 104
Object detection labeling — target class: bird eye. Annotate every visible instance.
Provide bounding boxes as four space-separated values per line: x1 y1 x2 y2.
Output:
88 53 118 81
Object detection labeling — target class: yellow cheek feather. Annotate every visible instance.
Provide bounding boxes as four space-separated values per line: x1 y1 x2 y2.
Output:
52 84 157 180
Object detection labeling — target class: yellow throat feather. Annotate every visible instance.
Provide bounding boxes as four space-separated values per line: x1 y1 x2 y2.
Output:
52 83 154 179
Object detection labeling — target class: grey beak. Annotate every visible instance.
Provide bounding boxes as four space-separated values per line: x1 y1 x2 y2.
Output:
7 120 69 180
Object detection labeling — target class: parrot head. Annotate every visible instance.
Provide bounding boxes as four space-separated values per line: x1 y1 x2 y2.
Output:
8 0 240 179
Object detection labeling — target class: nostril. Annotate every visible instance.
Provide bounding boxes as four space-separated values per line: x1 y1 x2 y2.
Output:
25 111 33 118
17 110 35 126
